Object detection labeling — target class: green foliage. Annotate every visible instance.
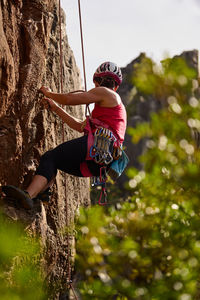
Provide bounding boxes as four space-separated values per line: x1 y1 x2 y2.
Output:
75 56 200 299
0 213 46 299
132 56 197 98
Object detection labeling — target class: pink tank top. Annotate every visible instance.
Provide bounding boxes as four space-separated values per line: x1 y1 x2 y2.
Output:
91 102 127 144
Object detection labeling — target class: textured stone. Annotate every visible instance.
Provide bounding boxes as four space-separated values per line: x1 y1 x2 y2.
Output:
0 0 89 297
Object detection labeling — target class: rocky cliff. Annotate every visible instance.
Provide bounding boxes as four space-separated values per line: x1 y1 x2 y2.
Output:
0 0 89 297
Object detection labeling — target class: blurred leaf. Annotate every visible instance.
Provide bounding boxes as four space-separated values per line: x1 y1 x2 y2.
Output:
76 55 200 299
0 213 46 299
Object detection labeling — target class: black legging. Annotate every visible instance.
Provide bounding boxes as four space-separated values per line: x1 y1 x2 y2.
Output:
35 135 101 183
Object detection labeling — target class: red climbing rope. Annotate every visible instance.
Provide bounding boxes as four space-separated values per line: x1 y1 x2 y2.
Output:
78 0 87 92
58 1 78 299
77 0 91 116
58 0 65 144
58 2 64 94
57 1 93 297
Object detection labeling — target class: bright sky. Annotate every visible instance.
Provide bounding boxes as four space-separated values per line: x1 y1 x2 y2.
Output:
61 0 200 90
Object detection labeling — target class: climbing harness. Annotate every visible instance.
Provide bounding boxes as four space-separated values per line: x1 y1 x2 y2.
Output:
82 114 127 204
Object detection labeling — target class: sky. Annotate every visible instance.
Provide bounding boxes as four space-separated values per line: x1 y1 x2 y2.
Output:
61 0 200 90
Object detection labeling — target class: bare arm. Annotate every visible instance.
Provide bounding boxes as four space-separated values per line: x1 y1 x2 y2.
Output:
54 106 85 133
40 86 104 106
41 97 85 133
40 85 120 109
49 89 101 105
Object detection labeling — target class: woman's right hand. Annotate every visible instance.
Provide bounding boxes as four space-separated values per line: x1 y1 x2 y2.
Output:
39 86 51 97
41 98 59 113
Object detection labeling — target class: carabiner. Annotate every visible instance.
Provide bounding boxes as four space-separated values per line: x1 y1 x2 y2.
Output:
104 153 113 165
89 146 98 158
94 153 104 164
95 127 102 136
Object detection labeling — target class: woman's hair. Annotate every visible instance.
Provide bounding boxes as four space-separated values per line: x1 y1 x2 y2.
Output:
94 76 118 89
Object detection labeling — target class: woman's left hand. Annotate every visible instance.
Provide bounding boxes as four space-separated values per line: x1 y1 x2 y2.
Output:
41 98 59 112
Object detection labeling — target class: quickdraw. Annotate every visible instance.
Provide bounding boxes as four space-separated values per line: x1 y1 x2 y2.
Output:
89 126 123 206
89 127 117 165
91 166 107 205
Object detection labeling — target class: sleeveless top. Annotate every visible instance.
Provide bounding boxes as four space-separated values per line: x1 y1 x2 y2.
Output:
91 102 127 144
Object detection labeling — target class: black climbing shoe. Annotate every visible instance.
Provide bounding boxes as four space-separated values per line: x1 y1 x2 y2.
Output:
33 187 52 205
1 185 33 210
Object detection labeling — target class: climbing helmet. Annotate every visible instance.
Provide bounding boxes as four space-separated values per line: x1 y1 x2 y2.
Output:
93 62 122 85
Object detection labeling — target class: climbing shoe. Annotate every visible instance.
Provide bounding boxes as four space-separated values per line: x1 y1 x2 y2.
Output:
33 187 52 205
1 185 33 210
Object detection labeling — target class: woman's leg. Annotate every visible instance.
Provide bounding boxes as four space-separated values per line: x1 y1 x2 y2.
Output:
26 176 55 198
26 135 89 199
2 135 100 208
25 175 48 198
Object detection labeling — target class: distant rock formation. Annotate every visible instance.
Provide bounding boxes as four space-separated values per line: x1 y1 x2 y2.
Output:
118 50 199 187
0 0 89 297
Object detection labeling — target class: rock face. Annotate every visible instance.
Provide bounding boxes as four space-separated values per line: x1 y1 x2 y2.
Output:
0 0 89 296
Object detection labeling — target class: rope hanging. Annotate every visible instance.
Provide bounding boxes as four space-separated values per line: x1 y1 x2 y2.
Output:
77 0 87 92
77 0 91 116
58 2 64 94
58 1 78 299
57 1 91 297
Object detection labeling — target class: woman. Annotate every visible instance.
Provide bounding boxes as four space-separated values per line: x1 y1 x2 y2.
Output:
2 62 127 209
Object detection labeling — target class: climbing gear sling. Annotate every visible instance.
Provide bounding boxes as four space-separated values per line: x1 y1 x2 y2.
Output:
82 115 129 204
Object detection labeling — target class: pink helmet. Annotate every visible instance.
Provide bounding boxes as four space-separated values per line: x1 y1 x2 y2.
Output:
93 62 122 85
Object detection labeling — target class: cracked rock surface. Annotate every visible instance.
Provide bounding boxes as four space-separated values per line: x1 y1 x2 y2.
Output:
0 0 89 297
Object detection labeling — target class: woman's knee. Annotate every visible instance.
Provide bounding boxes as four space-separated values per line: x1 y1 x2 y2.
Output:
40 150 54 163
36 150 57 182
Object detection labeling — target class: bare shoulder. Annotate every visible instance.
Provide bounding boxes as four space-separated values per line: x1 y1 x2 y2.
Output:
88 86 110 95
88 87 121 107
